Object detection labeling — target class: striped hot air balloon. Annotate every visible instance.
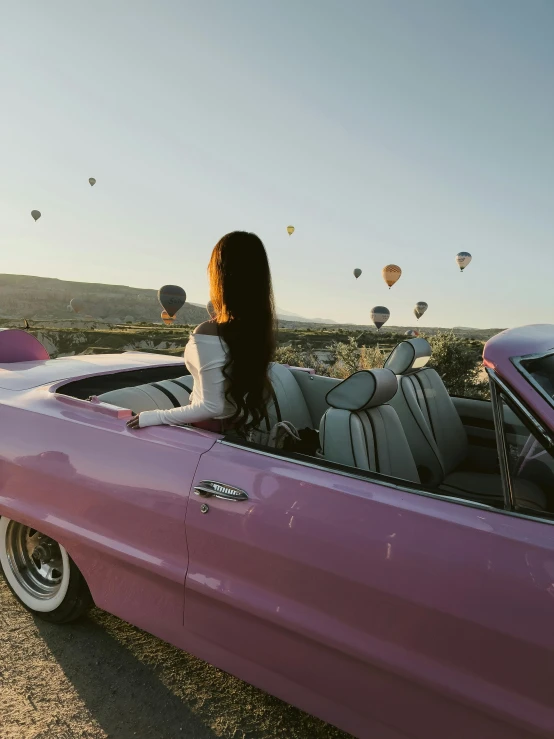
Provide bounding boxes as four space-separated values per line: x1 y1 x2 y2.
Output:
456 252 472 272
370 306 390 331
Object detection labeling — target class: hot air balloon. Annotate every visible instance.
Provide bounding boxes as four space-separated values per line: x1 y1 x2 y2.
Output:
89 178 96 186
287 226 295 236
370 306 390 331
456 252 472 272
413 301 428 320
353 268 362 279
158 285 186 317
69 297 84 314
161 310 175 326
405 329 419 337
382 264 402 289
31 210 41 222
206 300 216 319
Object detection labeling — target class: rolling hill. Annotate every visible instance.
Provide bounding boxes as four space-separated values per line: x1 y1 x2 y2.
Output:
0 274 335 326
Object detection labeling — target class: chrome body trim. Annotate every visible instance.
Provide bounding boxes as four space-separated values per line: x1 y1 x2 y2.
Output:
194 480 249 501
489 374 515 511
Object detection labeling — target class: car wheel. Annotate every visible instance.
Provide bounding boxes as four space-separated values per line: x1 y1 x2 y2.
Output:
0 517 92 623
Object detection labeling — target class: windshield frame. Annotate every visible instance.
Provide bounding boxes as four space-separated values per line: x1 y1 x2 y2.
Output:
511 349 554 411
488 367 554 520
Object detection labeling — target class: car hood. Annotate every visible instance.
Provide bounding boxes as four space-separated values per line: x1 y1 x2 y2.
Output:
0 352 184 390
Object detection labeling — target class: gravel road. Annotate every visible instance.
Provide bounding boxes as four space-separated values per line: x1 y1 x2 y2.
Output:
0 578 350 739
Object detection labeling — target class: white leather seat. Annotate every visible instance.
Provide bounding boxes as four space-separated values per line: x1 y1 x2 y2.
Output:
384 338 546 511
97 363 315 432
265 363 314 429
319 369 420 484
98 376 194 413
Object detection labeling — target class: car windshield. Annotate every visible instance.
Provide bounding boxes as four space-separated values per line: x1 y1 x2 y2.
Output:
516 352 554 403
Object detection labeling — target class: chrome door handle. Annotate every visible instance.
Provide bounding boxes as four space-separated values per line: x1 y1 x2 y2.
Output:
194 480 248 501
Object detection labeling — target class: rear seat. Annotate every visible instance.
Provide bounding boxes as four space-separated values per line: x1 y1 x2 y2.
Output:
384 338 546 511
98 376 194 414
97 363 315 432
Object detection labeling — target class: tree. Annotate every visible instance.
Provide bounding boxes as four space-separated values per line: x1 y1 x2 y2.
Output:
426 331 489 399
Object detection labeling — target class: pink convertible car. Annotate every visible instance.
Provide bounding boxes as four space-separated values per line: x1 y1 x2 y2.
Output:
0 325 553 739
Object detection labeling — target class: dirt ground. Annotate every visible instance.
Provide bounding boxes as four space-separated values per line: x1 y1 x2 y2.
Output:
0 578 350 739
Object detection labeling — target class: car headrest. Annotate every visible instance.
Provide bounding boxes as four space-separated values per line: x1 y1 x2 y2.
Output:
325 369 398 411
384 338 432 376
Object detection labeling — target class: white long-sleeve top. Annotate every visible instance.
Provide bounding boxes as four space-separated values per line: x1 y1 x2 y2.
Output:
138 334 235 428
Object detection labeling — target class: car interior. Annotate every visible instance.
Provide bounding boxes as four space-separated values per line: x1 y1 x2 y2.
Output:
58 338 554 516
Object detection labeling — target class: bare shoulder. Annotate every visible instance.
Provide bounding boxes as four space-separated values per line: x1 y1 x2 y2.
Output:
193 320 219 336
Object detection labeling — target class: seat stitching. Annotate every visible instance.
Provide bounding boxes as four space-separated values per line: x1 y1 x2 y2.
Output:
358 411 371 470
151 383 181 407
376 407 390 474
365 411 379 472
170 379 192 393
349 414 359 467
414 373 437 440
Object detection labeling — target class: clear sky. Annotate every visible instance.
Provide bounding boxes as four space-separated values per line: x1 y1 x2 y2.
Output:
1 0 553 328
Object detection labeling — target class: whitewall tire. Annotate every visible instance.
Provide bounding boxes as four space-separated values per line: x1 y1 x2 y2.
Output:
0 517 92 623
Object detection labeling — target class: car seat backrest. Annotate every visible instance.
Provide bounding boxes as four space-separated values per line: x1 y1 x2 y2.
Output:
384 338 468 480
246 363 315 444
319 369 420 484
267 363 314 429
290 369 341 428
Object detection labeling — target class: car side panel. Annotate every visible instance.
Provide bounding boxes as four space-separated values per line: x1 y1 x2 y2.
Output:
184 442 554 739
0 392 216 644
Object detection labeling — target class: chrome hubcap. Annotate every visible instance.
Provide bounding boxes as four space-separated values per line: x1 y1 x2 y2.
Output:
5 522 64 600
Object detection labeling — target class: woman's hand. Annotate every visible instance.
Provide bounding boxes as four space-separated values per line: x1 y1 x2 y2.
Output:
126 413 141 430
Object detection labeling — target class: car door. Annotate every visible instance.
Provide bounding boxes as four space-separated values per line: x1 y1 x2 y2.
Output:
184 440 554 739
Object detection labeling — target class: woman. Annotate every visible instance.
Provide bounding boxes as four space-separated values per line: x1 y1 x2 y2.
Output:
127 231 276 433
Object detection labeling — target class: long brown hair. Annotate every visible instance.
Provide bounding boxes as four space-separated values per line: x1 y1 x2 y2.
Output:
208 231 276 431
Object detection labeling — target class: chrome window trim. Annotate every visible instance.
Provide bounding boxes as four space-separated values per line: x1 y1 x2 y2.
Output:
489 375 515 511
217 438 554 526
512 349 554 411
486 368 554 451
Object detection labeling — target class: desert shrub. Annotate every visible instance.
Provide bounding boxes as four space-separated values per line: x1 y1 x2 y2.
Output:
426 331 489 399
326 338 384 378
360 345 386 371
274 344 329 375
275 338 387 379
329 337 360 378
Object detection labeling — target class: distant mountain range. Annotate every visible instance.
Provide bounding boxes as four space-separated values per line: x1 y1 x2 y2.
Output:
274 308 336 324
0 274 336 326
